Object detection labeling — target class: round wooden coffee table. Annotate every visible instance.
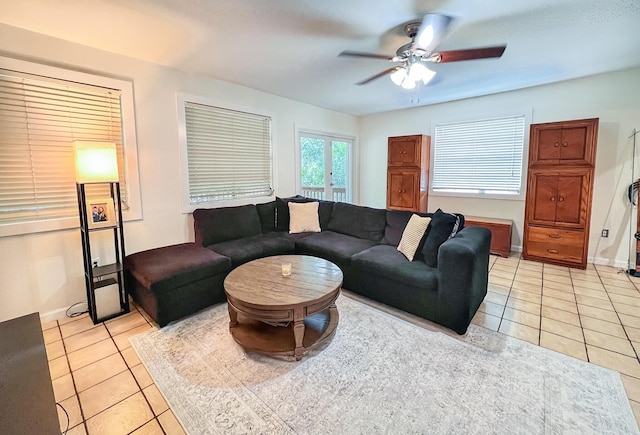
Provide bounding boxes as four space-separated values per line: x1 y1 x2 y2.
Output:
224 255 342 360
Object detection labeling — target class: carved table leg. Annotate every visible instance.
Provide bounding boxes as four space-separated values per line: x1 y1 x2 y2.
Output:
228 303 238 328
293 320 305 361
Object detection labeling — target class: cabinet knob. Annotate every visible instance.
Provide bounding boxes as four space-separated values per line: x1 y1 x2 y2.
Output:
550 196 556 202
548 234 561 239
398 190 402 193
547 249 559 254
558 196 564 202
562 142 568 147
554 142 560 147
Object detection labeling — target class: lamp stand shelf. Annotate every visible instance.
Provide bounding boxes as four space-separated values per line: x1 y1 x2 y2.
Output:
77 182 129 324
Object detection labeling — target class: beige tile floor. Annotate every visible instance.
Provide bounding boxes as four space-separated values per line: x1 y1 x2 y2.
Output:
474 255 640 427
44 255 640 433
43 304 184 434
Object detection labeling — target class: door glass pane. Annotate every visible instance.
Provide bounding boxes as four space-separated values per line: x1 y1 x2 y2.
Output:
331 141 348 202
301 136 325 200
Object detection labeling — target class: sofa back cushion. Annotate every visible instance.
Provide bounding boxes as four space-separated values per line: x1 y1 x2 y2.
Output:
275 196 334 232
327 202 387 242
256 200 276 233
382 210 430 246
193 204 262 246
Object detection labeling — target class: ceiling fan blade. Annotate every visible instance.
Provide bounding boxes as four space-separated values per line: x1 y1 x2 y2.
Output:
435 46 507 63
413 14 452 53
356 67 401 85
339 50 393 61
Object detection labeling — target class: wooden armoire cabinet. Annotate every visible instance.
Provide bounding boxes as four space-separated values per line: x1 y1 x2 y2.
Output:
386 135 430 212
522 118 599 269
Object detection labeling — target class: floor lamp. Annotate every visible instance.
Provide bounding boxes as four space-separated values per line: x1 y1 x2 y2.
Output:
74 141 129 323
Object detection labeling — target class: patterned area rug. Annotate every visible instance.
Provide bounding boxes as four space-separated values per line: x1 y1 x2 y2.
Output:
130 296 638 434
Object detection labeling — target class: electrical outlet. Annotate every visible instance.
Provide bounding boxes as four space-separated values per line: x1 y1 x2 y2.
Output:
92 257 100 268
601 229 609 238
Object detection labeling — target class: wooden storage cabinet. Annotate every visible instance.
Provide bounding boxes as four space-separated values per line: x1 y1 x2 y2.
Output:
525 226 585 264
523 118 598 269
465 216 513 257
529 119 597 166
386 135 430 212
527 170 590 228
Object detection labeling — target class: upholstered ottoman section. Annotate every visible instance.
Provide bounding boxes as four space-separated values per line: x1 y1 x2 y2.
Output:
124 243 232 326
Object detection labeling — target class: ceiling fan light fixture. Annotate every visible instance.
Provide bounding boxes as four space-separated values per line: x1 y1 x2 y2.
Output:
390 68 407 86
401 77 416 90
408 62 436 84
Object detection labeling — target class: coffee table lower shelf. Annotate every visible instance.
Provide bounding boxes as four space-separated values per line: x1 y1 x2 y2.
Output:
228 308 339 360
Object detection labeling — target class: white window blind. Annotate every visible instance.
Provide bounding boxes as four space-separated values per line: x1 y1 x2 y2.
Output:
432 115 525 195
185 101 273 204
0 69 127 225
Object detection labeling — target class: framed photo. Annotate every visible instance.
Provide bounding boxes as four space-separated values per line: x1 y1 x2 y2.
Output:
87 198 116 229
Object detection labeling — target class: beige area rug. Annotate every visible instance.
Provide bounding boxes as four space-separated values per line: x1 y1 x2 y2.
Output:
130 295 638 434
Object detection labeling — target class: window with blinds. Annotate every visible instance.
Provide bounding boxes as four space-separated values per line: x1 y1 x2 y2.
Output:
0 69 127 226
184 101 273 204
432 115 526 196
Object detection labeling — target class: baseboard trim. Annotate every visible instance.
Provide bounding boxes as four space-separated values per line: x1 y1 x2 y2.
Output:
40 302 88 323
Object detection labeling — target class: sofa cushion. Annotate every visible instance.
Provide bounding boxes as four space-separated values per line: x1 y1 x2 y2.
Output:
256 200 276 233
327 202 387 242
276 196 335 231
207 233 295 267
351 244 439 290
295 231 377 267
288 201 321 233
124 243 232 295
194 205 262 246
422 209 463 267
382 210 429 246
397 214 432 261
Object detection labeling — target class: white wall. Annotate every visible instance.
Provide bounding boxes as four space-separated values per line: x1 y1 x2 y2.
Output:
0 24 359 322
359 67 640 267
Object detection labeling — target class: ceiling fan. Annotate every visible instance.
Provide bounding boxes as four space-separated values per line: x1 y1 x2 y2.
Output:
339 14 506 89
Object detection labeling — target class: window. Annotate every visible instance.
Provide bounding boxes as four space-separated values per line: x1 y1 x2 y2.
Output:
0 57 140 237
178 95 273 210
431 115 526 198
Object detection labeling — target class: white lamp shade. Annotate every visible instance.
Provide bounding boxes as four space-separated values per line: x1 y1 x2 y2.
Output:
409 62 436 85
401 77 416 89
74 141 119 183
390 68 407 86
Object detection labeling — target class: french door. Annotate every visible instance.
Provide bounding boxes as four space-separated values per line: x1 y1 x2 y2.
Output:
299 133 352 203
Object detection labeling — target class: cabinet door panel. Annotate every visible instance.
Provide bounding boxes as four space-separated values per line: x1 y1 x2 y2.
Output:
555 175 587 227
560 127 588 162
388 136 421 167
530 175 557 224
387 170 418 210
534 128 562 163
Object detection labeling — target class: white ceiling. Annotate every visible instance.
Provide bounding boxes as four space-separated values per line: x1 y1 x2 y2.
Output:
2 0 640 116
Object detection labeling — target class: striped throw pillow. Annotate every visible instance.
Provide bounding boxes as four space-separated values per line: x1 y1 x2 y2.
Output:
397 214 432 261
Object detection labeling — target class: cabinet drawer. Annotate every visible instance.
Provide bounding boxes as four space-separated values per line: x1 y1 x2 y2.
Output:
527 226 584 247
526 227 584 262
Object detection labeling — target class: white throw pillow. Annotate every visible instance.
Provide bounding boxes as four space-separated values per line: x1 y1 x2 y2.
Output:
397 214 432 261
288 201 321 234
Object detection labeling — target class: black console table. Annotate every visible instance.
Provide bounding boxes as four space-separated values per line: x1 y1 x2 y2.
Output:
0 313 60 434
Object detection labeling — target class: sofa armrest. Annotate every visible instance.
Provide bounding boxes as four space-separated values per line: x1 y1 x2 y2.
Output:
436 226 491 334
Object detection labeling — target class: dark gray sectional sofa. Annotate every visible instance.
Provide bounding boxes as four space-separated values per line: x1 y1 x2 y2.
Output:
125 196 491 334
